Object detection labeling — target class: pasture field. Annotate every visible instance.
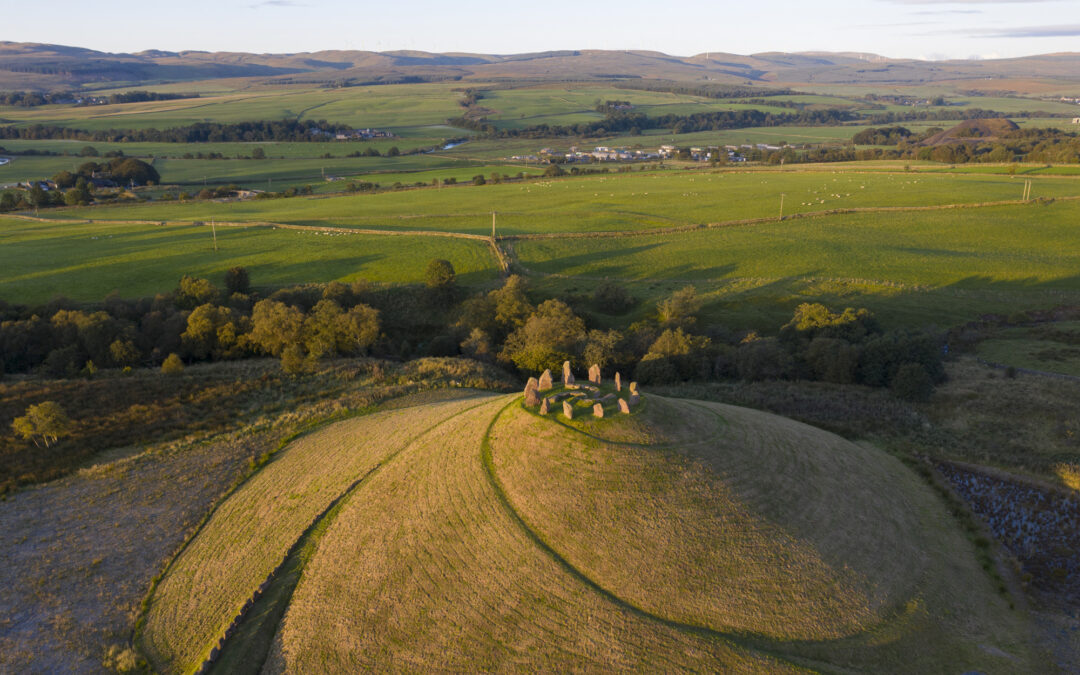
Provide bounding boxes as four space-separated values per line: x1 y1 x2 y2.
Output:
140 393 1041 672
35 169 1080 235
0 82 468 131
515 199 1080 328
140 395 496 673
976 320 1080 377
0 216 498 303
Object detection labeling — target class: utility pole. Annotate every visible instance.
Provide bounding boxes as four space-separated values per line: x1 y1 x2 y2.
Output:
211 218 218 252
492 211 496 239
779 193 785 219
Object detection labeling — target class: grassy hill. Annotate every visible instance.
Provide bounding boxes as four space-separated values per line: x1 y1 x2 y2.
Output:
140 388 1042 672
5 43 1080 90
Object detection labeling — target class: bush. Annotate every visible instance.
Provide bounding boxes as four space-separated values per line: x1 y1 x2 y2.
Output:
891 362 934 402
634 354 680 385
161 353 184 375
424 259 456 290
224 266 250 296
592 282 636 315
735 338 794 381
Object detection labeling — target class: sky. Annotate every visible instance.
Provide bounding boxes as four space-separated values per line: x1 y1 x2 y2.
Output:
2 0 1080 60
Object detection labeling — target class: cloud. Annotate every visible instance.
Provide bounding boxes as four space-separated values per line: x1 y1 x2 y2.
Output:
971 23 1080 37
250 0 305 7
911 9 983 14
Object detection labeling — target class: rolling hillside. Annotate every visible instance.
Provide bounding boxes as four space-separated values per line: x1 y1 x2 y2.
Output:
139 388 1042 673
4 41 1080 90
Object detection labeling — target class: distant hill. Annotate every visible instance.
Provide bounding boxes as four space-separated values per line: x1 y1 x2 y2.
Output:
922 118 1022 146
3 42 1080 91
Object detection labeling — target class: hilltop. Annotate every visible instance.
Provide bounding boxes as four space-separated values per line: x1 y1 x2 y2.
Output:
921 118 1022 146
137 384 1041 673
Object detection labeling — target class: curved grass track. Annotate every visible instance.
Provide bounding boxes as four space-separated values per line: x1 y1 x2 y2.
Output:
139 394 495 674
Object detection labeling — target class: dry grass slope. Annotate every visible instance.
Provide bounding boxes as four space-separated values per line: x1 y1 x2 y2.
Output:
266 395 792 672
140 395 493 674
147 391 1044 672
489 396 1041 671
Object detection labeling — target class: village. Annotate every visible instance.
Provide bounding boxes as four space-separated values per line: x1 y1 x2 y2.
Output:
508 142 791 165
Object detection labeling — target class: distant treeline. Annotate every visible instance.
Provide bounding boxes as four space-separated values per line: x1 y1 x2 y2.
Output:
868 108 1069 124
612 80 797 99
450 108 859 138
0 90 198 107
0 119 353 143
843 125 1080 164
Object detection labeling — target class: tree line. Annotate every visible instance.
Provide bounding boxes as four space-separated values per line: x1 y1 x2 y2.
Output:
0 267 946 403
449 108 858 139
611 80 796 100
0 119 354 143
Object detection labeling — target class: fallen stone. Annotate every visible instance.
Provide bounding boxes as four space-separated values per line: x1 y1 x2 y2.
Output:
600 393 616 401
538 369 553 391
563 400 574 419
618 399 631 414
589 364 602 384
562 360 575 386
593 403 604 418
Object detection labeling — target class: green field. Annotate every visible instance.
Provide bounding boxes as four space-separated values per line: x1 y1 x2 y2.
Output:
976 321 1080 376
0 216 498 303
34 169 1080 234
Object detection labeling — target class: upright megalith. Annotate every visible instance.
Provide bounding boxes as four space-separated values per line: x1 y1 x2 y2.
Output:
589 364 602 385
538 369 554 391
562 400 574 419
524 377 541 407
615 372 622 392
629 381 639 396
618 399 631 414
539 398 550 415
593 403 605 418
562 360 575 386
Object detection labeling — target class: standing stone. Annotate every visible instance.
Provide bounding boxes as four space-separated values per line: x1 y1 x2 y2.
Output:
524 377 541 407
562 360 575 386
588 364 602 384
540 398 550 414
618 399 631 414
538 369 554 391
563 400 574 419
615 371 622 392
629 394 640 407
593 403 604 418
629 381 639 396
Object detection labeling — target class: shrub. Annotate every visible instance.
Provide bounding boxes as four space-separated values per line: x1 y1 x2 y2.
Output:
634 354 680 385
592 282 636 315
891 363 934 402
161 353 184 375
